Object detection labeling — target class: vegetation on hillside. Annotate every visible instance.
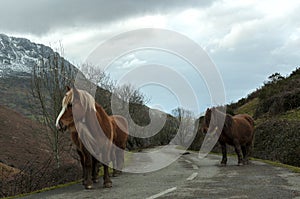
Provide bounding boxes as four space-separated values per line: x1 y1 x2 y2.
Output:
0 105 81 198
229 67 300 118
228 68 300 167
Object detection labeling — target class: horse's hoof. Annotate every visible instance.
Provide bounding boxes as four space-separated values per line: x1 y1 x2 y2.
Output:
237 162 243 166
113 170 122 177
103 182 112 188
220 162 227 166
85 185 93 189
93 179 99 183
243 160 250 165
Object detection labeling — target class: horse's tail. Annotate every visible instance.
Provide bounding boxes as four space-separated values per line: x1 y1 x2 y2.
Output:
243 115 255 147
244 115 254 127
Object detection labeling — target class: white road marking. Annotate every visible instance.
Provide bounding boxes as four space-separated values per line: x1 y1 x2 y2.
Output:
145 187 177 199
228 195 249 199
192 164 199 170
186 172 198 181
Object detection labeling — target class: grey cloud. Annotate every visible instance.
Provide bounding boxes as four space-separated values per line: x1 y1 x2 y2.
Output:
0 0 215 35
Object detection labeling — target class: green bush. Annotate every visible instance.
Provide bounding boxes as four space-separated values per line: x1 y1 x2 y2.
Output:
255 89 300 117
253 119 300 167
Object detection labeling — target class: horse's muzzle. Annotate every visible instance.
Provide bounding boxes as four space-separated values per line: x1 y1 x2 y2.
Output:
201 127 208 134
56 121 67 131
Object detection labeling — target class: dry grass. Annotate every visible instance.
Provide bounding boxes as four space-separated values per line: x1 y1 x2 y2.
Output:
0 163 21 180
235 98 259 117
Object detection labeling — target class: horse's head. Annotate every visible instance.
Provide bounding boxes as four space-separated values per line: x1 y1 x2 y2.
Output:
201 108 212 134
201 107 229 134
56 86 96 131
56 86 74 131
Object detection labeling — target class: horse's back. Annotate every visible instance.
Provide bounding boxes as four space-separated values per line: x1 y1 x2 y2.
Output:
234 114 254 127
232 114 255 144
240 114 254 127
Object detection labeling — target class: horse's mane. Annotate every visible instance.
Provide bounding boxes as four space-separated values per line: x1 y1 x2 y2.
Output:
74 89 96 113
72 88 113 163
224 113 233 129
210 107 232 130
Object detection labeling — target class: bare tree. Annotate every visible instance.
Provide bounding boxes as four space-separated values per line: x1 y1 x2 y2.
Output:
113 83 150 105
172 107 196 146
76 64 149 106
31 52 75 168
78 63 116 92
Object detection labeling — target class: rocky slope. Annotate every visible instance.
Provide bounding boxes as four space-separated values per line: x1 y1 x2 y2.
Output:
0 33 54 77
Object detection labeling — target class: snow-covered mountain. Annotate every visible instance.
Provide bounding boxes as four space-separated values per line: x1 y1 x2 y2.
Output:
0 33 79 117
0 33 63 77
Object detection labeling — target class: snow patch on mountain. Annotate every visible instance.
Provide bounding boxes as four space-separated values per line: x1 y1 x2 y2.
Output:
0 33 56 77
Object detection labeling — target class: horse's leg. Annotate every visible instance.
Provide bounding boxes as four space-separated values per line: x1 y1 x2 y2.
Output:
241 145 246 160
103 164 112 188
244 142 253 165
92 157 100 183
116 149 124 173
77 149 86 185
233 140 243 166
220 141 227 165
82 148 93 189
110 146 118 177
113 148 124 176
241 145 249 165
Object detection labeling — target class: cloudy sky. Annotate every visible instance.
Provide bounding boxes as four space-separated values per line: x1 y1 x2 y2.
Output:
1 0 300 115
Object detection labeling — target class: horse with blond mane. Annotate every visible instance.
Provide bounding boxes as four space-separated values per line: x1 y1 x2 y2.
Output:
56 86 128 189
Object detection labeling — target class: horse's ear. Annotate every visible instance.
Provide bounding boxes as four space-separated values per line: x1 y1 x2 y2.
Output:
73 87 80 97
73 87 78 92
205 108 211 114
66 86 71 91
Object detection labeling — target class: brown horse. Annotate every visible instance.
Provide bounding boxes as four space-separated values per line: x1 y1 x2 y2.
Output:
55 86 128 189
201 107 255 166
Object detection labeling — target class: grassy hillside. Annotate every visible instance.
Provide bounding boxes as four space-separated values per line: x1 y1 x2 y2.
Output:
230 68 300 117
227 68 300 167
0 76 39 118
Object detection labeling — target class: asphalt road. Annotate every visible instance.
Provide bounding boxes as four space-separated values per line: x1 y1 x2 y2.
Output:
22 147 300 199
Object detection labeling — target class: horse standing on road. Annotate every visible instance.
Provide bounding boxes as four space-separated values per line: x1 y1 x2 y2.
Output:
56 86 128 189
201 107 255 166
